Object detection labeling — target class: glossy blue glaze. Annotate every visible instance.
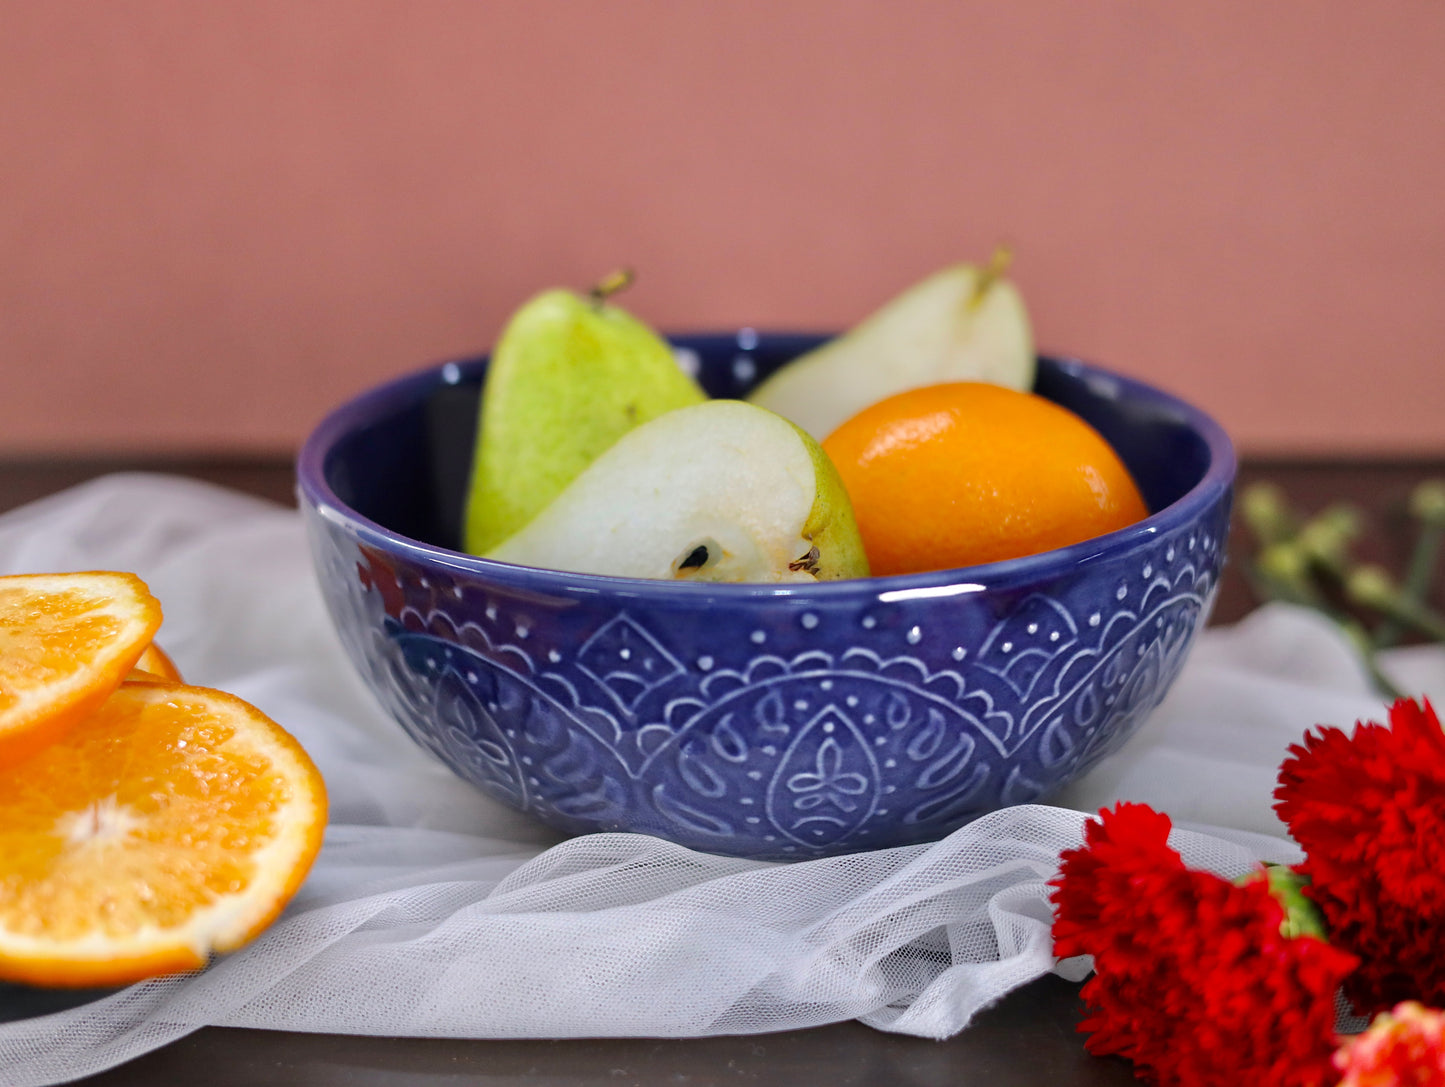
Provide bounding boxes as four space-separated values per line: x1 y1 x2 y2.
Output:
297 333 1235 859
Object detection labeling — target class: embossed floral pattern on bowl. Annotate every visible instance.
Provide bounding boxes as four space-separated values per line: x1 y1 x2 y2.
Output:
298 334 1235 859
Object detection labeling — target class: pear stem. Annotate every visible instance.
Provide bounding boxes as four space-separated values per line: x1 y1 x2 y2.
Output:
589 268 636 306
969 245 1013 311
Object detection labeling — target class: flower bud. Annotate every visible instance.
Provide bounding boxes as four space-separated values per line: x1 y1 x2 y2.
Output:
1242 482 1296 545
1410 480 1445 526
1297 505 1362 570
1346 565 1400 611
1258 541 1310 583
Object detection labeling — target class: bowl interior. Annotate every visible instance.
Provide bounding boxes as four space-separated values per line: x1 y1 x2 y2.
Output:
316 333 1220 558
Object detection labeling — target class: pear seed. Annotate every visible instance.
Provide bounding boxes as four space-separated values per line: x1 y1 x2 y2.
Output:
676 545 710 571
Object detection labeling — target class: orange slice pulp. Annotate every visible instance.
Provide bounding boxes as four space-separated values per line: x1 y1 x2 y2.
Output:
0 682 327 987
0 572 163 762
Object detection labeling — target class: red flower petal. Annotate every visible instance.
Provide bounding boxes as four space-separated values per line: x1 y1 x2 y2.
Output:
1275 697 1445 1014
1052 801 1180 960
1335 1001 1445 1086
1051 804 1357 1087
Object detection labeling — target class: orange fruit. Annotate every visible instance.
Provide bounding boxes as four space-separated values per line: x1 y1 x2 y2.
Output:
134 642 183 683
822 382 1149 576
0 682 327 987
0 572 163 761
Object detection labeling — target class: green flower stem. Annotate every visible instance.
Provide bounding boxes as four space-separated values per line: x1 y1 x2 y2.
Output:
1250 541 1323 607
1247 544 1402 698
1339 617 1406 700
1239 482 1445 700
1376 480 1445 649
1347 565 1445 643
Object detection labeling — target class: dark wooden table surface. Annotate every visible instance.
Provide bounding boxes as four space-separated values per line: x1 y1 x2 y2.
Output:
2 455 1442 1086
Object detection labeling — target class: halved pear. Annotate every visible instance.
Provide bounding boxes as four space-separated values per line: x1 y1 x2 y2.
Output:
486 400 869 583
463 278 707 555
748 254 1035 440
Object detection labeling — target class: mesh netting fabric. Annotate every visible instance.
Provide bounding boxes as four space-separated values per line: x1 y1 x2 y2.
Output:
0 475 1438 1086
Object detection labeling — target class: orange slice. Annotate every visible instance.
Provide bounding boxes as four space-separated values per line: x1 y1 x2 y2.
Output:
0 683 328 987
134 642 182 683
0 572 163 761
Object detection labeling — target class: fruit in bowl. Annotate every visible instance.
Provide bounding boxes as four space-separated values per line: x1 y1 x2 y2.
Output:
823 380 1150 577
298 290 1234 858
749 249 1036 440
462 272 708 555
459 255 1141 587
488 398 869 583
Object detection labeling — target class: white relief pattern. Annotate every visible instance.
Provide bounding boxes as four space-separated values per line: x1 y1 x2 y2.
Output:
305 501 1227 858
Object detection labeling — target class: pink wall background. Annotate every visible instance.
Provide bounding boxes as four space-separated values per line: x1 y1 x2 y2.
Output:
3 1 1443 457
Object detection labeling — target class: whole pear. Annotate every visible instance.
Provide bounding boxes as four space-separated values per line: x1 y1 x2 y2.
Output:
463 276 706 554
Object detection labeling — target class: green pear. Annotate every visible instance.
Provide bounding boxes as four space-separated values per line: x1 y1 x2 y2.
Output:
487 400 870 583
748 252 1035 440
463 275 706 554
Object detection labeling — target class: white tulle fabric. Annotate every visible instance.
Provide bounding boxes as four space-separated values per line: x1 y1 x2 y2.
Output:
1 475 1440 1086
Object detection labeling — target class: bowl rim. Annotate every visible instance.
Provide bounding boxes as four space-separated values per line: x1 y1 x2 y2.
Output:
296 333 1236 600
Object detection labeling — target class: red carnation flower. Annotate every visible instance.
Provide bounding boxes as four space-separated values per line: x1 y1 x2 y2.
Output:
1275 697 1445 1014
1334 1002 1445 1086
1051 803 1358 1087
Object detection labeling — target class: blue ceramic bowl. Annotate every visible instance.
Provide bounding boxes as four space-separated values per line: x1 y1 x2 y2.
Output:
298 333 1234 860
